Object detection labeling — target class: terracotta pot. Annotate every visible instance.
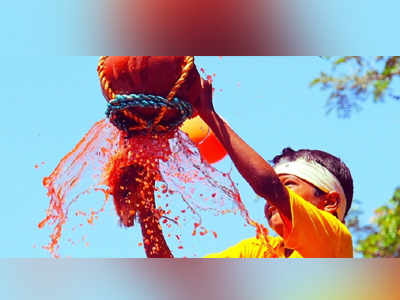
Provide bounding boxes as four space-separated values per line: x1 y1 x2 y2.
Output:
99 56 202 131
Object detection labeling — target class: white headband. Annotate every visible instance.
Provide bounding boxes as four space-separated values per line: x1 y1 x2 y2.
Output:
273 158 347 221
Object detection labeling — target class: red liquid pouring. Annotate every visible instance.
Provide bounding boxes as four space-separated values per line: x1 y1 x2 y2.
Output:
39 119 273 257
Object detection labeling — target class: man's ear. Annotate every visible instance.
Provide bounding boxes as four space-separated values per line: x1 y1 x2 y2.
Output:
323 191 340 215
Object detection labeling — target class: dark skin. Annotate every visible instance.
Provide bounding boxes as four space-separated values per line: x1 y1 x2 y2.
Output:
266 174 340 237
195 79 341 237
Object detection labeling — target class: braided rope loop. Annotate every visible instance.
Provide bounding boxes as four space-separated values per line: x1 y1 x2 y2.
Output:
97 56 115 100
151 56 194 130
106 94 193 135
98 56 196 135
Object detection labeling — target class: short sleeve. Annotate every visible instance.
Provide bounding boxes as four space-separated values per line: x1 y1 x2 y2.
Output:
283 188 353 258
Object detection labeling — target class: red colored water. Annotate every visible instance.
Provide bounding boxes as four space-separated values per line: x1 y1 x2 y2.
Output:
39 119 115 257
39 118 271 257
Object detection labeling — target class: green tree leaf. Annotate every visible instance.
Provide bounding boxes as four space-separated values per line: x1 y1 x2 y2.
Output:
349 188 400 257
310 56 400 117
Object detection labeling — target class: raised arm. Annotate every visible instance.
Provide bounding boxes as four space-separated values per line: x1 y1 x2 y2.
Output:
194 79 291 221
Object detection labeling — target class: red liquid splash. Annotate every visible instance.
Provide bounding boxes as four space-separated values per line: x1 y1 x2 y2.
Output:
39 120 115 257
39 119 272 257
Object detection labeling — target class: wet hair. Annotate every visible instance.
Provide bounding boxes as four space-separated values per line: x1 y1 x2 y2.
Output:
272 147 354 218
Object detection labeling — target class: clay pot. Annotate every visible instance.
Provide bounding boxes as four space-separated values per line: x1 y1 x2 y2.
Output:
99 56 202 131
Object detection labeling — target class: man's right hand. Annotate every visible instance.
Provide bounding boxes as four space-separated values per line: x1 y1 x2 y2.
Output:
194 77 215 119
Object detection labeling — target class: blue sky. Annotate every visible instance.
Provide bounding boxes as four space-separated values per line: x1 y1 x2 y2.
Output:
1 56 399 258
3 1 400 54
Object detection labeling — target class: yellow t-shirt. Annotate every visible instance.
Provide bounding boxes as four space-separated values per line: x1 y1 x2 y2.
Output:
204 188 353 258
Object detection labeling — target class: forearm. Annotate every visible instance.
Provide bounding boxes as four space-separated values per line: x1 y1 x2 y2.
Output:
199 109 288 205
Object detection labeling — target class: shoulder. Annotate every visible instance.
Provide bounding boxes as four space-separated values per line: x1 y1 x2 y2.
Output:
288 188 351 233
284 188 353 257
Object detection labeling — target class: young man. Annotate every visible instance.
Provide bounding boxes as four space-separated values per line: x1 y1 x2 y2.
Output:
194 79 354 258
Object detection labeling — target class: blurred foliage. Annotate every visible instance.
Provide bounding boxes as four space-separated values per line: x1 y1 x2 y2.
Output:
311 56 400 117
347 189 400 257
311 57 400 257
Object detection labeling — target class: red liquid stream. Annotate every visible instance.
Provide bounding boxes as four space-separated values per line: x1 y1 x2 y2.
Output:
39 119 273 257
